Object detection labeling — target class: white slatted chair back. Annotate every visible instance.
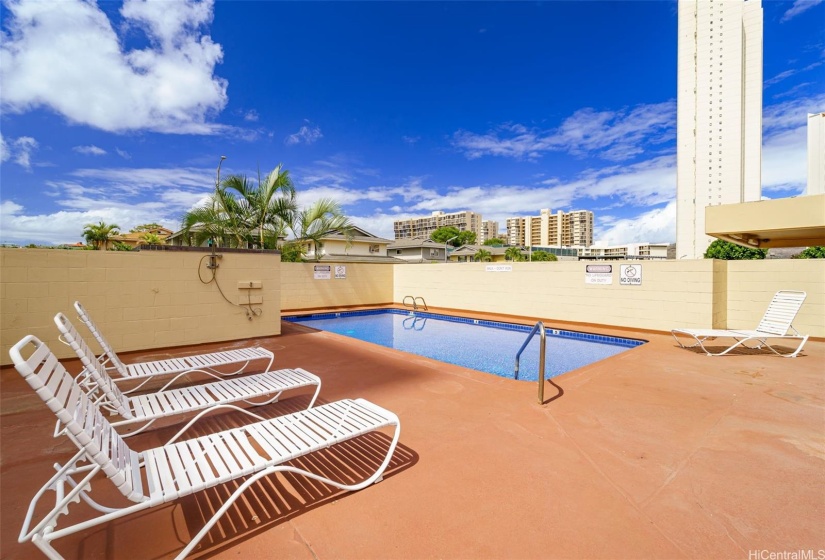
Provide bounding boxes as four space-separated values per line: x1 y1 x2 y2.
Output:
73 301 128 377
9 336 147 503
54 313 131 418
755 290 807 336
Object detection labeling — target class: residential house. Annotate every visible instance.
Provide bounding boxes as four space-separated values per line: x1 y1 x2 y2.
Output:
300 226 404 263
386 237 449 263
106 226 174 249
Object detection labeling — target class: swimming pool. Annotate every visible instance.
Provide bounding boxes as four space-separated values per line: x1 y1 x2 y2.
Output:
285 310 644 381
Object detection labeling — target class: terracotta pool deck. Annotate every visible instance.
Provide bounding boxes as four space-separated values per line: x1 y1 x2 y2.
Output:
1 309 823 559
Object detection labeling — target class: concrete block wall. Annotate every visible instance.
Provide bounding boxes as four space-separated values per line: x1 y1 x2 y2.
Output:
280 263 394 311
392 260 721 332
1 248 281 366
726 259 824 336
3 251 822 368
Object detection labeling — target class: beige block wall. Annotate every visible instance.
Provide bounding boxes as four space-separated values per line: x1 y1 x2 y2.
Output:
280 263 394 311
726 259 824 336
393 260 721 332
1 248 281 366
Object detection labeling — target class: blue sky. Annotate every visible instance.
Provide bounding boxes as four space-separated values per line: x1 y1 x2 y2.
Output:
1 0 823 246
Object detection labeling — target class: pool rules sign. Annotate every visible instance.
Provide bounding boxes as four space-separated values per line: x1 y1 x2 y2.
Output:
620 264 642 286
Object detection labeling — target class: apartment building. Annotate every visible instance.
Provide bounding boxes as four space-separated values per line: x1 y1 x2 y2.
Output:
676 0 763 259
393 211 482 241
481 220 500 243
579 243 670 260
506 209 594 247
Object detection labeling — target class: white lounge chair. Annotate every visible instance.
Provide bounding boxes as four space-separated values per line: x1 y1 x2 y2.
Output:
671 290 809 357
71 301 274 391
10 334 401 560
54 313 321 436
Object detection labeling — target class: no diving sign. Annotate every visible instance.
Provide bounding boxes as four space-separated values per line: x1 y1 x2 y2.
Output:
620 264 642 286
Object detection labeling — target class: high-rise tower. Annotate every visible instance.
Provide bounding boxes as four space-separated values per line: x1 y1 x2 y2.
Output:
807 113 825 196
676 0 763 259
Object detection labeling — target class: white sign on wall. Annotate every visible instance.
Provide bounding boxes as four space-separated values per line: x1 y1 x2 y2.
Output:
585 264 613 285
314 265 331 280
485 265 512 272
620 264 642 285
334 265 347 279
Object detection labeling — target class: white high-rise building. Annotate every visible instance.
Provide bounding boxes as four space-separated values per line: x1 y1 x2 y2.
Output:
807 112 825 196
676 0 763 259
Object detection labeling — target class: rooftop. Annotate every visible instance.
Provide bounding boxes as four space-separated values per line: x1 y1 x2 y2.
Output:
2 308 822 559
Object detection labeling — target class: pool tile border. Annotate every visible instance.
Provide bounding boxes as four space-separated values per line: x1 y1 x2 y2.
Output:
284 309 645 349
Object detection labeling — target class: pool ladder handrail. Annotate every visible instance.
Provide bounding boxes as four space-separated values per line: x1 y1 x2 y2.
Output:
402 315 428 330
514 321 546 404
402 295 429 311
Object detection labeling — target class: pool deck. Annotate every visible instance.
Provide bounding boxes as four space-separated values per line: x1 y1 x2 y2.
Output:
2 307 823 559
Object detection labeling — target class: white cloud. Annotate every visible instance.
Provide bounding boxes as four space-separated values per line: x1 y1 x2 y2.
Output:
765 60 823 88
0 165 219 244
402 135 420 145
0 197 179 245
0 133 8 162
1 135 39 170
452 101 675 162
73 145 107 156
0 0 228 134
761 93 824 195
763 93 825 133
244 110 259 122
115 148 131 159
594 202 676 246
762 126 807 194
340 155 676 241
286 124 323 146
780 0 823 22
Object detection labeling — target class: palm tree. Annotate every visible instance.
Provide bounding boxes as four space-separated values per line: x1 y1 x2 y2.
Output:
180 164 297 249
289 198 353 260
180 185 247 247
82 221 120 250
222 164 297 249
140 232 163 246
474 248 492 262
505 246 525 262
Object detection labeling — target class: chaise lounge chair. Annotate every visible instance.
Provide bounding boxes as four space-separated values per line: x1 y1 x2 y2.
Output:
70 301 275 392
54 313 321 436
671 290 809 357
10 334 401 560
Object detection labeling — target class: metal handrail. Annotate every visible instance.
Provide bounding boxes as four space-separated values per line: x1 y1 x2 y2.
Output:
403 296 429 311
514 321 546 404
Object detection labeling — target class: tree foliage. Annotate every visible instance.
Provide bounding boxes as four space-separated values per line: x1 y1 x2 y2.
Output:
430 227 475 247
82 221 120 250
290 198 353 259
430 227 460 245
180 164 298 249
474 249 492 262
457 230 477 246
279 242 305 262
703 239 766 260
796 246 825 259
139 233 163 245
530 250 557 261
130 223 164 233
110 242 134 251
505 246 525 262
483 237 505 246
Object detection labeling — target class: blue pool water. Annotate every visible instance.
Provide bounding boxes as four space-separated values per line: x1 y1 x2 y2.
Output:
285 310 644 381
